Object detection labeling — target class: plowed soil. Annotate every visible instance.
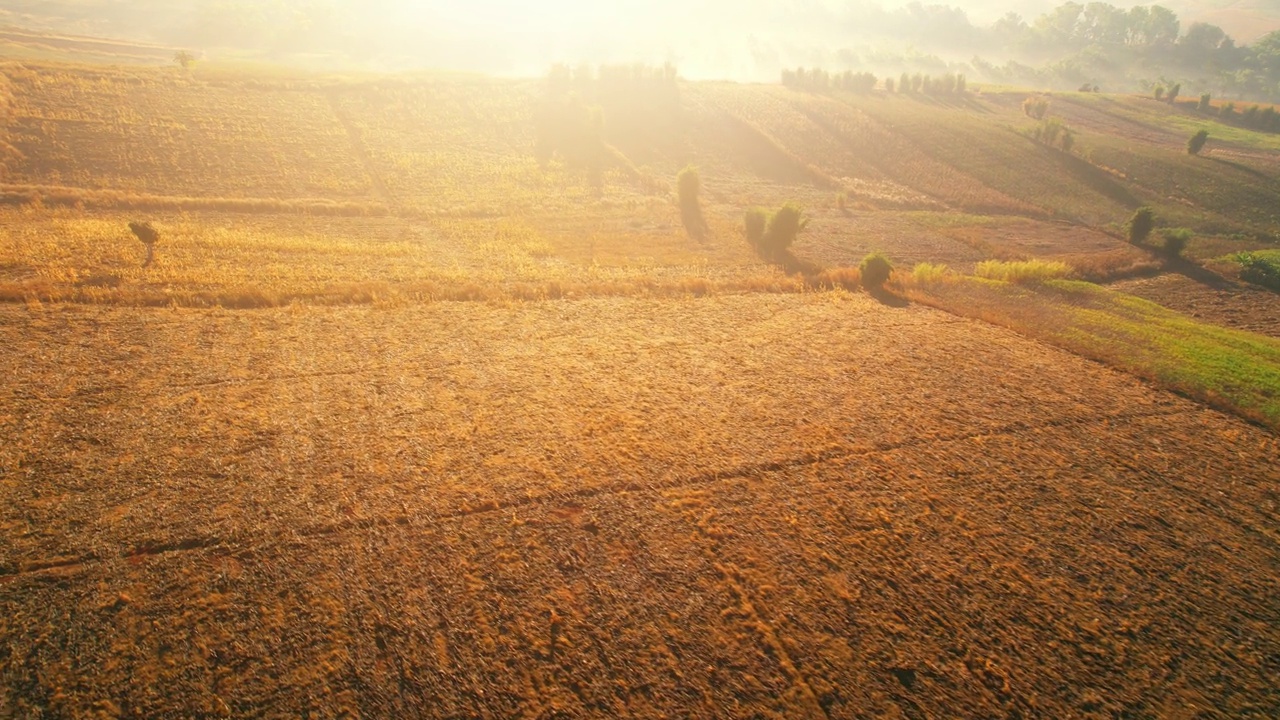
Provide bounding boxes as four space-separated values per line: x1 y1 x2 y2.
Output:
2 294 1277 718
1110 273 1280 339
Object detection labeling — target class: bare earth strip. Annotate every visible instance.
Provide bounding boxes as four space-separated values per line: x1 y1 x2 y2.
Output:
0 294 1277 717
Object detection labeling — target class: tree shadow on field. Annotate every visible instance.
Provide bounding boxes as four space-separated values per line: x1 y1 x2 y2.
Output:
1161 254 1237 290
1207 155 1270 181
761 247 822 276
919 94 994 115
752 243 912 307
681 206 709 242
1047 146 1142 209
868 286 909 307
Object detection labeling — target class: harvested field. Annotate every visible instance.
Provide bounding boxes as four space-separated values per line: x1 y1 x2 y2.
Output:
1110 272 1280 338
2 51 1280 719
2 295 1277 717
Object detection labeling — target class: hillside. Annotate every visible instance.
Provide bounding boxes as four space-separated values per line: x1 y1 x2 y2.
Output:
1 57 1279 718
1 61 1278 291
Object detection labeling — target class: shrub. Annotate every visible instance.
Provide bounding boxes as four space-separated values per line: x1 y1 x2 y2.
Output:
1221 102 1235 118
129 220 160 267
859 253 893 289
1162 228 1192 257
677 165 706 238
911 262 950 285
1262 106 1279 132
1032 117 1073 151
744 204 808 255
974 259 1071 283
884 77 895 93
1187 129 1209 155
1154 86 1165 101
899 72 910 93
677 165 700 206
1128 207 1155 244
763 203 807 253
1166 83 1180 104
1198 93 1212 111
1234 252 1280 291
1023 97 1049 119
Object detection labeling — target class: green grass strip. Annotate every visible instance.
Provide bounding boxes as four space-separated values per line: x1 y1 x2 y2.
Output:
909 277 1280 430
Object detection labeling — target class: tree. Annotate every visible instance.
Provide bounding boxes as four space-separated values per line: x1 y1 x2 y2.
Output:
173 50 196 70
677 165 707 239
1179 21 1229 63
1080 2 1130 45
1128 4 1179 47
1187 129 1209 154
860 253 893 290
1128 207 1155 244
1154 86 1165 101
1036 2 1084 48
1166 83 1180 104
764 203 807 254
1060 128 1076 153
129 221 160 267
743 203 808 256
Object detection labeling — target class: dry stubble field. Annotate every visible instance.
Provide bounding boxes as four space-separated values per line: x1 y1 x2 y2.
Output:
1 57 1280 718
2 293 1278 718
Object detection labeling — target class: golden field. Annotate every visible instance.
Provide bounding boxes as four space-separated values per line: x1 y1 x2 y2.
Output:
1 49 1279 718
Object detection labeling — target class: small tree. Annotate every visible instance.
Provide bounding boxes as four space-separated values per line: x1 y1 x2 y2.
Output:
763 203 807 254
1198 93 1211 111
1187 129 1209 155
1060 128 1075 153
1128 207 1155 245
174 51 196 70
859 252 893 290
1166 83 1180 104
1162 228 1192 257
677 165 707 239
129 221 160 267
1153 86 1165 101
884 77 895 93
744 204 808 256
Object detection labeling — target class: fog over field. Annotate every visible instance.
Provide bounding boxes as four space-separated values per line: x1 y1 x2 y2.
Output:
3 0 1278 84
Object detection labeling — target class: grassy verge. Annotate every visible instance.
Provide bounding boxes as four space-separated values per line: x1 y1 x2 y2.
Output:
901 272 1280 430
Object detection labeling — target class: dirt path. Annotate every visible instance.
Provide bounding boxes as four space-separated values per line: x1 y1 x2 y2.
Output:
0 295 1276 717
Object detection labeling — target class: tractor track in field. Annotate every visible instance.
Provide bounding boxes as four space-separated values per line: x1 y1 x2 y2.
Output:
0 404 1194 582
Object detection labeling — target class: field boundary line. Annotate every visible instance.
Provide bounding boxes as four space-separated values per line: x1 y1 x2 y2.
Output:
326 91 397 210
0 406 1193 580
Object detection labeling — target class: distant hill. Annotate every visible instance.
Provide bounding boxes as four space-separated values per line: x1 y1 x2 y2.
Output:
0 1 1278 96
941 0 1280 42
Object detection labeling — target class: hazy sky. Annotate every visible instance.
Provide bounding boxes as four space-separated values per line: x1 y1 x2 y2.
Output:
13 0 1276 78
340 0 1266 76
